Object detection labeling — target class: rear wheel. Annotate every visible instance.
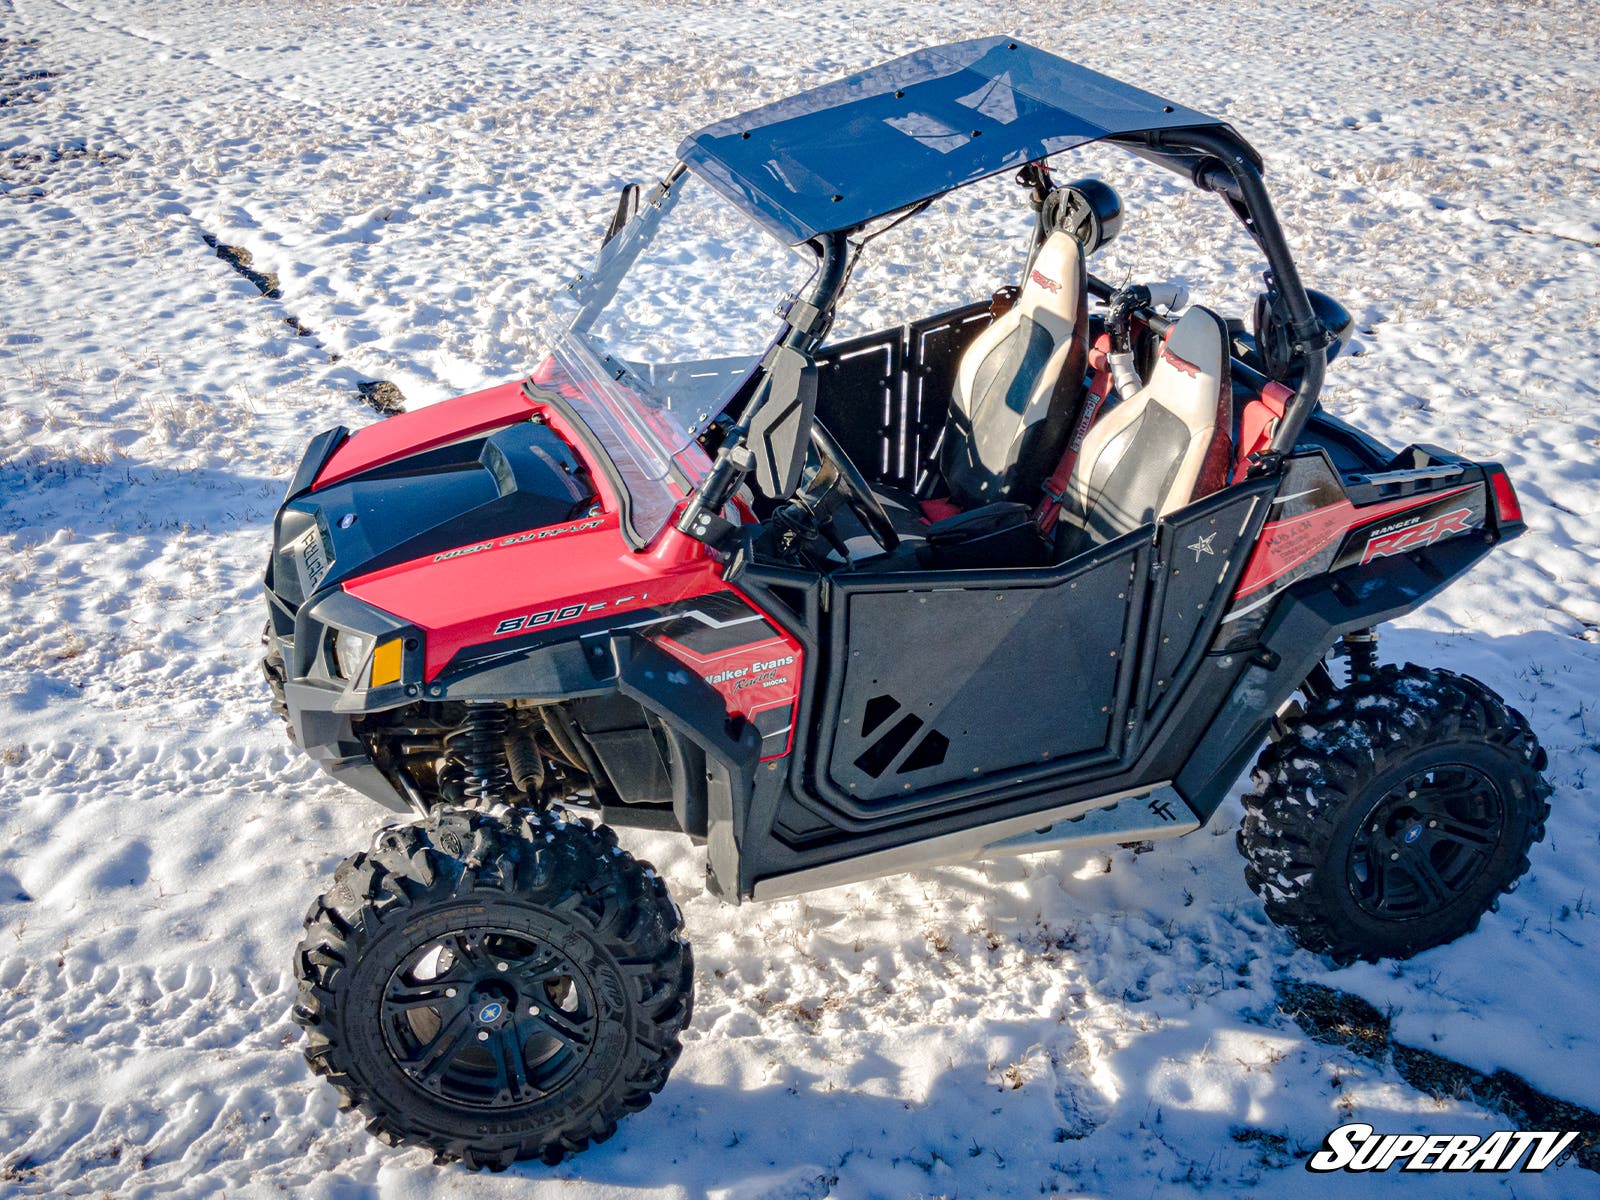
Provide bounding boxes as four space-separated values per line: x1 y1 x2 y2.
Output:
1238 664 1550 963
292 808 692 1168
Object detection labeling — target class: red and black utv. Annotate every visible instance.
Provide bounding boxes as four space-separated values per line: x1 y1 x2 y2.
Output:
263 38 1549 1169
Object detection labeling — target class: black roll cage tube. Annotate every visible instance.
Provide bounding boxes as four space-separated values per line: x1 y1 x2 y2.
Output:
674 229 852 528
1155 125 1328 456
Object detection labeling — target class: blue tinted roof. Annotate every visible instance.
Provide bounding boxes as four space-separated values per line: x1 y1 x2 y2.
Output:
678 37 1228 244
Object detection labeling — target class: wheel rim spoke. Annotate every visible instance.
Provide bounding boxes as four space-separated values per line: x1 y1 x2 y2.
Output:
407 1005 477 1081
1431 819 1494 850
533 1004 596 1049
1364 855 1397 913
508 944 567 986
1405 850 1453 908
494 1022 531 1098
443 933 483 971
385 983 463 1014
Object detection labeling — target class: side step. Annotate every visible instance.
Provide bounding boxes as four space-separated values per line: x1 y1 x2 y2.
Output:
750 785 1198 901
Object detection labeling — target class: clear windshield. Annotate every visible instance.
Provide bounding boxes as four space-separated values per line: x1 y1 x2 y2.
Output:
538 171 817 542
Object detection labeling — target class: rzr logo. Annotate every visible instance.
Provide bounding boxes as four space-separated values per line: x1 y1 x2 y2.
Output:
1161 347 1201 377
1359 506 1474 564
1029 269 1060 294
1308 1122 1578 1173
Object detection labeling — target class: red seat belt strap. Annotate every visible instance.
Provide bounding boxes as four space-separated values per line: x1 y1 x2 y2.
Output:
1035 334 1113 535
1231 380 1292 484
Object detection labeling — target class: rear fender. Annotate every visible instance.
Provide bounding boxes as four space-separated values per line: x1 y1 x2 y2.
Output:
1178 464 1502 820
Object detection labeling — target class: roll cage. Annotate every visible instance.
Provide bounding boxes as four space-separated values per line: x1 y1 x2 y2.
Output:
656 37 1331 544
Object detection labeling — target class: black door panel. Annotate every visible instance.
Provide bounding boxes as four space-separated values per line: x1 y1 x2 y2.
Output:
809 533 1149 825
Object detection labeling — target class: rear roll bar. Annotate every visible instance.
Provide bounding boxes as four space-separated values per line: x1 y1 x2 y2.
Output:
1150 127 1328 458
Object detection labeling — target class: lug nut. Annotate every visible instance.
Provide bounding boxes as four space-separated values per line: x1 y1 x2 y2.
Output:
496 962 508 972
1390 851 1400 861
445 988 456 998
1428 820 1438 828
477 1030 490 1042
530 1005 541 1016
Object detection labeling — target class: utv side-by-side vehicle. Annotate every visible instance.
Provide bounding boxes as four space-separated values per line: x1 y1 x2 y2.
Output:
261 38 1551 1169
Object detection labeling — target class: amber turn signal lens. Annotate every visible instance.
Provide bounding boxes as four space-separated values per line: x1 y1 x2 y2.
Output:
369 638 404 688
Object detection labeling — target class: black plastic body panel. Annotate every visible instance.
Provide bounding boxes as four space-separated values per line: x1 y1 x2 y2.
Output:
814 301 992 496
723 477 1276 893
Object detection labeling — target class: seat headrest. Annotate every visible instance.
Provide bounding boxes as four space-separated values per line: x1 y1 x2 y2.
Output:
1015 231 1084 327
1148 307 1229 403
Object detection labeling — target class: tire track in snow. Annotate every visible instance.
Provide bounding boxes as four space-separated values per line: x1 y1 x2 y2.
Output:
0 955 395 1196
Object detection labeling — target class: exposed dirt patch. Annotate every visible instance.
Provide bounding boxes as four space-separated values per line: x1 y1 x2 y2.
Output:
1277 979 1390 1060
356 380 406 415
1279 979 1600 1172
201 234 280 299
0 141 129 197
198 233 342 352
1 21 58 121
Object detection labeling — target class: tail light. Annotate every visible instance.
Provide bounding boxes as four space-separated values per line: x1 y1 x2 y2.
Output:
1489 469 1523 525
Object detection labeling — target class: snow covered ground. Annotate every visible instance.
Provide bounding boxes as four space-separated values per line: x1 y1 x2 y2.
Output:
2 0 1599 1195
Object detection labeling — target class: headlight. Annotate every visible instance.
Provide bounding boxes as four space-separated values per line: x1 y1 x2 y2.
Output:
331 630 373 681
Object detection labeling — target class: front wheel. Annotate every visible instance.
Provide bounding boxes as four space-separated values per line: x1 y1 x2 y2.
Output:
292 808 693 1169
1239 664 1550 963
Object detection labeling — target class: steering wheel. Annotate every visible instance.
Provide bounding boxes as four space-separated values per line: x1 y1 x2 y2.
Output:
807 421 899 552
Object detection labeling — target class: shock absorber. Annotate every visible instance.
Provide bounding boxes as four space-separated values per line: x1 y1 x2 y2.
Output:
1342 628 1379 687
445 704 513 806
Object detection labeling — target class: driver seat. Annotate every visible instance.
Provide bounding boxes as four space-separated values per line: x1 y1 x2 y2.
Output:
941 230 1090 508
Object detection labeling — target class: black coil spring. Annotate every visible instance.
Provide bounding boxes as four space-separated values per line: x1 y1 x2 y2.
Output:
445 706 512 804
1344 630 1379 687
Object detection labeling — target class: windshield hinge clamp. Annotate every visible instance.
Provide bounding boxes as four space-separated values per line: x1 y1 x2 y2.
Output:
782 298 828 338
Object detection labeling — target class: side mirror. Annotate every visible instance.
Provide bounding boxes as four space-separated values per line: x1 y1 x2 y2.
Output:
602 183 642 248
1252 288 1355 380
745 345 817 499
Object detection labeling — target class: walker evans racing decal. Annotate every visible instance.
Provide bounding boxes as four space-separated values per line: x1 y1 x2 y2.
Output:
645 593 803 761
1307 1123 1579 1173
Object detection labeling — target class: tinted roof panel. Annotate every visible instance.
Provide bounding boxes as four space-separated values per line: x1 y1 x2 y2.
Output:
678 37 1226 243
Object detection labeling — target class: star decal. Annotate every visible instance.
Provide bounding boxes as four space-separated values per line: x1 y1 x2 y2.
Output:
1187 532 1217 562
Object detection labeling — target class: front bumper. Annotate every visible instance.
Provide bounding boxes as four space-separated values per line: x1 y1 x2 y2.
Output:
264 554 424 813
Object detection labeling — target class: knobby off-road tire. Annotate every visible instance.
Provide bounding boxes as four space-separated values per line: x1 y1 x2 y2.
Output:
292 808 693 1169
1239 664 1551 963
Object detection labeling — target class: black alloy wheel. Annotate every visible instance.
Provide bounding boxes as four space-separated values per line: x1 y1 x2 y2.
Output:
380 927 599 1108
1239 663 1550 962
293 808 693 1169
1346 764 1506 920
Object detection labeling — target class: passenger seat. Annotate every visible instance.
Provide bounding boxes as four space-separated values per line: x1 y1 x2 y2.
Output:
1056 306 1234 551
